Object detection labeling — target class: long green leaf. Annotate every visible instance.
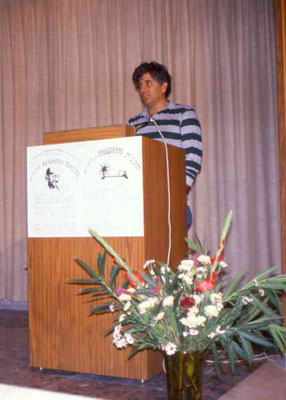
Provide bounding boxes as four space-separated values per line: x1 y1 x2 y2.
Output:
238 333 253 364
74 257 99 279
97 252 106 278
223 272 244 301
269 324 286 353
110 266 121 287
68 278 99 284
239 331 274 347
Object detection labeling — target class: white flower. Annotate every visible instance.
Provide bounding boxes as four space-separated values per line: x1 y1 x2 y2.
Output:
113 330 121 341
219 261 228 268
208 332 216 339
183 329 199 337
125 333 135 345
204 305 220 318
118 293 132 302
188 306 199 315
114 338 128 348
114 324 121 333
210 293 223 303
196 267 207 279
258 289 265 297
139 297 159 314
178 259 194 272
216 326 225 335
154 311 165 321
197 255 211 264
210 293 224 312
163 296 174 307
165 342 177 355
180 313 206 329
189 329 199 336
143 259 156 269
179 273 193 285
242 296 253 305
119 314 126 323
123 301 131 311
109 304 115 312
193 294 203 305
160 265 171 274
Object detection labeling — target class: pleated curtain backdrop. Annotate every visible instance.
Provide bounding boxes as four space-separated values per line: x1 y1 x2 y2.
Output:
0 0 280 301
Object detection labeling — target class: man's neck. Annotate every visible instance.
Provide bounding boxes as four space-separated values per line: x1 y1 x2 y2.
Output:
147 99 168 117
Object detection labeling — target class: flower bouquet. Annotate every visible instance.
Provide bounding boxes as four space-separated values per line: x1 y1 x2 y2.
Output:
70 211 286 400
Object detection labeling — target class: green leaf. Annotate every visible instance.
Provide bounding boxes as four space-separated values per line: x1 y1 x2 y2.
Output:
252 267 278 281
78 287 108 295
226 341 236 373
263 289 282 314
185 233 206 255
110 266 121 287
232 340 248 361
74 257 99 279
89 302 113 314
250 297 277 318
140 272 156 288
210 341 221 374
223 272 244 301
220 210 233 244
238 333 253 364
128 343 148 359
68 278 99 284
89 229 129 270
269 324 286 353
97 252 106 278
239 331 274 347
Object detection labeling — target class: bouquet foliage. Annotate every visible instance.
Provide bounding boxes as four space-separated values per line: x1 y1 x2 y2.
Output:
70 211 286 372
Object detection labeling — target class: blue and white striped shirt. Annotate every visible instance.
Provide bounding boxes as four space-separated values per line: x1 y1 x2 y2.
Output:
128 100 202 188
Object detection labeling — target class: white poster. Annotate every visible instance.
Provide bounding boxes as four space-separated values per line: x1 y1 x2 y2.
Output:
27 137 144 237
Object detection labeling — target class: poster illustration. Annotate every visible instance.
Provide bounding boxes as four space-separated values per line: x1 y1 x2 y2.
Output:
27 137 144 237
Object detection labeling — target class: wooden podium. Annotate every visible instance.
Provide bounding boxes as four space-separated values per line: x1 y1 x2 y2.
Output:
28 125 187 380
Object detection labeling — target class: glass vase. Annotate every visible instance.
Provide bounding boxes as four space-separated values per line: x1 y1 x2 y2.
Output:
164 351 205 400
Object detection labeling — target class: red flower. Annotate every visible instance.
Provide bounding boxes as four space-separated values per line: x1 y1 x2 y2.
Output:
195 278 216 292
180 296 196 310
124 271 145 288
211 255 224 265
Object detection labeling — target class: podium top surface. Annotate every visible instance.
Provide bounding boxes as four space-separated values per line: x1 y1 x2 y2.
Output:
43 125 135 145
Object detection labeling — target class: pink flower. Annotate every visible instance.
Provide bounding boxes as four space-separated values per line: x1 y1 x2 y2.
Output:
116 288 132 296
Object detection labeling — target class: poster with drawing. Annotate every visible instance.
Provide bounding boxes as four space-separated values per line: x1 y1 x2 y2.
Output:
27 137 144 237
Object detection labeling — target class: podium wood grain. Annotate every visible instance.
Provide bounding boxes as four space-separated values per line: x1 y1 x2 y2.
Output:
28 128 187 380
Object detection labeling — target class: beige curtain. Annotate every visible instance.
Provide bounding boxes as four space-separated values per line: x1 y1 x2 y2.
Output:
0 0 280 301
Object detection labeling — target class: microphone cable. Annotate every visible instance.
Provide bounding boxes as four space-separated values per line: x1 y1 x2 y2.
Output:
149 117 172 267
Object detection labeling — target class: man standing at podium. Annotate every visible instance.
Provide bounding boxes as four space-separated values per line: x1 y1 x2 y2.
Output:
128 61 202 229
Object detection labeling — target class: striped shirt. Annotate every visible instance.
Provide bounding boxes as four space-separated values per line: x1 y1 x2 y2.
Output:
128 100 202 188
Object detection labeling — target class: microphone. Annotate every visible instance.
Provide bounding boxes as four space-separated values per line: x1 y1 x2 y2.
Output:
149 117 166 143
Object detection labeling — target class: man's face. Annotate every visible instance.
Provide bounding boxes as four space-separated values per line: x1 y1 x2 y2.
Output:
137 73 167 109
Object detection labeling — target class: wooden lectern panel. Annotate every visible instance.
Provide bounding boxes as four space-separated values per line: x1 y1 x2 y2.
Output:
28 133 187 380
43 125 135 145
28 237 162 380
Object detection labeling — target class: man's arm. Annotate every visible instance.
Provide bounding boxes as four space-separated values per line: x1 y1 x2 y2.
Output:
181 109 202 189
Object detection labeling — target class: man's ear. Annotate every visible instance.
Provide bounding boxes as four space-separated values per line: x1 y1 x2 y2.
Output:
161 81 168 94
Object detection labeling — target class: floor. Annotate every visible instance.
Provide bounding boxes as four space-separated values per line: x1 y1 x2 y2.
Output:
0 309 283 400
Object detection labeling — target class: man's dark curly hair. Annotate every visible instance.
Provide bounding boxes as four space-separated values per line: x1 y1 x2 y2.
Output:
132 61 172 98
